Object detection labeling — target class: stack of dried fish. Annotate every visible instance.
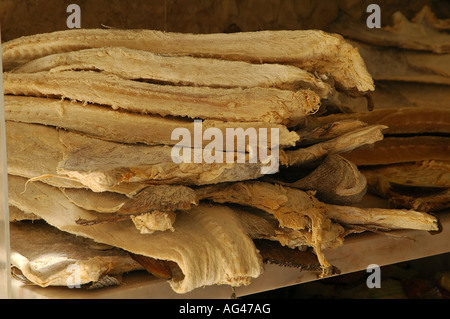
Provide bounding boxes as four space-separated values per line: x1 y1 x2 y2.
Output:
327 6 450 213
2 28 439 294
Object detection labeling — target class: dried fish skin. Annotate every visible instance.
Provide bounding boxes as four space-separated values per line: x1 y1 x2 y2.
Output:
2 28 374 93
3 71 320 125
11 47 334 97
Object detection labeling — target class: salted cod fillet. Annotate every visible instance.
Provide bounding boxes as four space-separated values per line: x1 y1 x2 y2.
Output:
1 28 374 93
5 120 148 196
3 70 321 125
4 95 299 148
10 47 333 98
197 181 438 274
361 161 450 189
285 124 387 167
10 221 143 288
7 175 264 294
5 121 267 193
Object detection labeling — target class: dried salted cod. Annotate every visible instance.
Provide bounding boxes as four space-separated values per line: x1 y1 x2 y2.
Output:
349 40 450 85
380 187 450 213
412 5 450 31
197 181 345 276
343 136 450 166
5 119 85 189
361 161 450 189
3 71 320 125
57 127 266 191
1 28 374 93
332 81 450 113
306 106 450 135
268 154 367 205
196 180 439 274
10 221 143 288
61 184 197 215
8 175 264 294
361 161 450 212
6 121 268 192
330 10 450 53
11 47 333 98
9 205 40 222
5 121 148 196
197 181 439 234
4 95 299 148
325 204 439 231
295 119 368 146
284 124 387 167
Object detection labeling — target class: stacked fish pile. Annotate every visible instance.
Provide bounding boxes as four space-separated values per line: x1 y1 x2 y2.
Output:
327 5 450 213
2 28 439 294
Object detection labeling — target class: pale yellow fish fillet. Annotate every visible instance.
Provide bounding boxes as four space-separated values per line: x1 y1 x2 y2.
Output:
3 71 320 125
324 204 439 231
285 124 387 167
196 181 439 270
6 121 269 192
61 184 198 215
5 120 148 196
11 47 333 97
197 181 344 276
2 28 374 93
9 205 40 222
10 221 143 288
4 95 299 148
296 119 368 146
57 128 265 191
7 175 264 293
